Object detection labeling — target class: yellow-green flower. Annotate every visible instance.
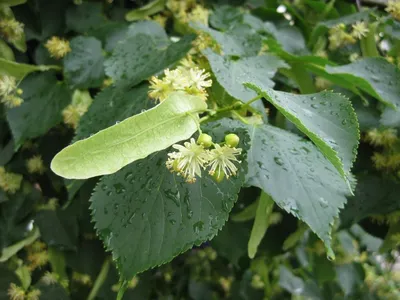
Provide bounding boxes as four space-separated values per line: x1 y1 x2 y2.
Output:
7 283 25 300
45 36 71 59
387 0 400 21
0 19 24 43
26 289 41 300
351 21 369 39
328 23 356 50
0 75 16 96
208 144 242 178
1 94 23 108
187 5 209 25
166 138 209 183
26 155 46 174
0 167 23 194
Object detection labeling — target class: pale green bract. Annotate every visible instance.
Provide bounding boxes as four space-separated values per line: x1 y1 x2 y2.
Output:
51 92 207 179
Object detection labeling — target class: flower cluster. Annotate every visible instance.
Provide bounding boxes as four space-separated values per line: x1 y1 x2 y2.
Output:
45 36 71 59
62 90 93 129
149 65 212 102
328 21 370 51
166 133 242 183
387 0 400 21
0 75 24 108
0 18 24 43
8 283 41 300
0 167 23 194
26 155 46 174
167 0 209 25
328 23 356 50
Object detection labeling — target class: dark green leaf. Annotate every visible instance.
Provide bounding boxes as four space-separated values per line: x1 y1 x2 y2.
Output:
246 84 360 179
90 120 249 280
340 176 400 228
35 209 78 251
34 282 70 300
104 34 195 87
6 72 71 147
63 36 105 89
0 58 60 79
279 266 305 295
246 125 350 257
66 2 106 33
125 0 165 22
336 263 365 296
381 107 400 129
192 23 261 57
209 5 243 31
204 49 287 102
325 58 400 109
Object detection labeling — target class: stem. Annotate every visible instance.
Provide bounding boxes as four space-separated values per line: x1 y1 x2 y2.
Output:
232 111 250 125
360 22 380 57
290 63 317 94
241 95 263 110
117 280 129 300
87 259 110 300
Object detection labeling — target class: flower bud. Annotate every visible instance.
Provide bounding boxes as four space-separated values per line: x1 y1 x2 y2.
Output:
197 133 213 148
225 133 240 148
212 169 225 183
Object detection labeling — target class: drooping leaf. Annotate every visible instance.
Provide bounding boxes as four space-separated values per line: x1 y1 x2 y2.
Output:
246 83 360 179
248 192 274 259
6 72 71 147
51 92 207 179
90 120 249 280
74 84 153 142
63 36 105 89
246 124 350 257
323 58 400 109
204 49 287 102
125 0 165 22
336 263 365 296
104 33 195 87
192 23 261 57
0 58 60 79
340 175 400 228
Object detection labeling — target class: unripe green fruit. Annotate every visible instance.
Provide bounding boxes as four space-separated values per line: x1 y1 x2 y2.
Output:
225 133 240 147
212 169 225 183
197 133 213 148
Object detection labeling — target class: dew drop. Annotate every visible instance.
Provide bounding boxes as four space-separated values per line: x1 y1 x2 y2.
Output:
274 157 284 166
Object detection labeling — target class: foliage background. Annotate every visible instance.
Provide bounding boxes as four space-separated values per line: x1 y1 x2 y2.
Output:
1 0 400 299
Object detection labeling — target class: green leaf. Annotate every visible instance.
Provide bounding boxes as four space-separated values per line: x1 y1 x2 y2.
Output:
246 124 350 257
125 0 165 22
336 263 365 296
104 34 195 87
90 120 249 280
381 107 400 129
63 36 105 89
6 72 71 147
203 49 287 102
35 209 78 251
0 184 40 251
209 5 243 31
340 176 400 228
211 220 251 266
0 0 27 6
66 2 106 33
248 192 274 259
74 84 152 142
51 91 207 179
246 84 360 179
323 58 400 109
0 226 39 262
0 58 60 79
380 220 400 253
279 266 305 295
0 39 15 61
192 23 261 57
231 200 258 222
126 20 169 47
